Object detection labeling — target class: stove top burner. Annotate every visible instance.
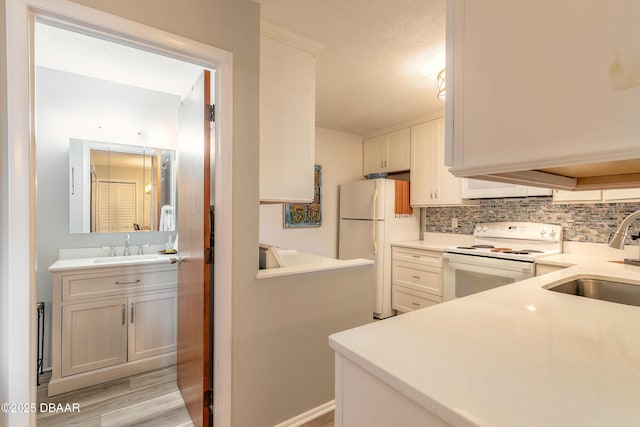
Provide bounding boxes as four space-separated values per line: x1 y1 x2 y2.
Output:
456 246 477 249
501 249 545 255
490 248 512 252
471 245 494 248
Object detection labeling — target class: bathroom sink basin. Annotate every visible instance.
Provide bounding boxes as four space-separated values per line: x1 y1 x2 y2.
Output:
545 277 640 307
94 254 161 263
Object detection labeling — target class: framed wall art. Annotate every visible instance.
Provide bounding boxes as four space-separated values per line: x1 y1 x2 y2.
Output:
283 165 322 228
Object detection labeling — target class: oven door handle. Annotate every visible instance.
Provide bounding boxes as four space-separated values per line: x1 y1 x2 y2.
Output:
443 254 533 272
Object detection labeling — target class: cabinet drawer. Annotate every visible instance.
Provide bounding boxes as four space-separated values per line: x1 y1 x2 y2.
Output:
62 267 177 301
392 247 442 268
392 260 442 296
393 286 441 313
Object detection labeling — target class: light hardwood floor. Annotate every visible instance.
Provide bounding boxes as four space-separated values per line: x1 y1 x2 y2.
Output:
37 366 194 426
37 366 335 427
300 411 334 427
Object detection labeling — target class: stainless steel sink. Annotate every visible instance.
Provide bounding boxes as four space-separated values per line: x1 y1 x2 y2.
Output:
545 278 640 307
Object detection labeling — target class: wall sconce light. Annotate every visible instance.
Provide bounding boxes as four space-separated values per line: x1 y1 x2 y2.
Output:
145 184 152 194
437 68 445 102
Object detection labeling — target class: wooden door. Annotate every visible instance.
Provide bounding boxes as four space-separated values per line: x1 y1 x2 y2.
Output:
177 70 212 427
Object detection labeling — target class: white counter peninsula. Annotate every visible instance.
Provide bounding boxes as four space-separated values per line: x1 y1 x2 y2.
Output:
329 262 640 427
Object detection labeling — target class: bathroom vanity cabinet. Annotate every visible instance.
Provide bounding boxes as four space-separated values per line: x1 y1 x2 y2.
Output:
48 261 177 396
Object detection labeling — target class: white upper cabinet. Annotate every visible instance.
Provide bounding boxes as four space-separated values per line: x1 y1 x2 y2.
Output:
446 0 640 190
462 180 552 199
259 22 324 203
553 188 640 203
363 128 411 175
411 118 462 206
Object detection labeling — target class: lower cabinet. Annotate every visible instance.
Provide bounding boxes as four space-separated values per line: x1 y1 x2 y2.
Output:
50 263 178 396
391 246 443 313
334 354 452 427
61 297 128 376
127 291 177 361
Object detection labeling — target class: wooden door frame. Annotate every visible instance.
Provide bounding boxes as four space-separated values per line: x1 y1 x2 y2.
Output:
4 1 234 426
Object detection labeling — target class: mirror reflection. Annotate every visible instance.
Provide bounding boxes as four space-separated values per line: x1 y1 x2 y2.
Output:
69 139 177 234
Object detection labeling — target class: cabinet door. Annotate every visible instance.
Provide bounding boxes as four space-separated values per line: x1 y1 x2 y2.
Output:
410 122 432 206
128 291 177 361
61 298 127 376
431 118 462 205
602 188 640 202
385 128 411 172
260 35 316 202
448 0 640 176
552 189 602 202
411 118 460 206
363 135 387 175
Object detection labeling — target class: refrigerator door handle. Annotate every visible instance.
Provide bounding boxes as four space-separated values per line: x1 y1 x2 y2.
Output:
372 181 378 254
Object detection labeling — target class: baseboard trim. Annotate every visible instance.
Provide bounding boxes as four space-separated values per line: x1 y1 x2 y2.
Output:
273 400 335 427
47 352 176 396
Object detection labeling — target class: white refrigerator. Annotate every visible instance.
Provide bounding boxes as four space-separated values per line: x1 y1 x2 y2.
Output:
338 179 420 318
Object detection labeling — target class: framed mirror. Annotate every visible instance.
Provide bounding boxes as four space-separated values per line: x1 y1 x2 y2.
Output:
69 138 177 234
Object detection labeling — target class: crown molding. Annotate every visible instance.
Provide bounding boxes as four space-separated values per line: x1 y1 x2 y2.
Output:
261 20 326 56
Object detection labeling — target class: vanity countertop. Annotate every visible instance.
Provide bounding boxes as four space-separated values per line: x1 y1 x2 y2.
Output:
49 253 176 272
329 261 640 427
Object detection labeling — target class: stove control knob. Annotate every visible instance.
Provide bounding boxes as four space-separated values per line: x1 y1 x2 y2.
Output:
481 226 489 232
549 229 557 236
475 226 482 233
539 227 547 236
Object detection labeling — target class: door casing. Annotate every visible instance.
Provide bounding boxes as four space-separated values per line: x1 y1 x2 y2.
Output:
4 1 234 425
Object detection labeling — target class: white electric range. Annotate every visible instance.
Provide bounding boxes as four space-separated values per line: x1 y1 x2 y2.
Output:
442 222 563 300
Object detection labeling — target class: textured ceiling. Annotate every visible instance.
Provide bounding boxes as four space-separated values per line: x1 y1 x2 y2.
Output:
260 0 446 135
36 1 445 137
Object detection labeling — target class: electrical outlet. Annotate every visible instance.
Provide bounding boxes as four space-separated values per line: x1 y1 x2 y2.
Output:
451 218 459 228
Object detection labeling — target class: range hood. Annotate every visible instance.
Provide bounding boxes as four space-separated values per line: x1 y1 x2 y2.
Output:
452 158 640 191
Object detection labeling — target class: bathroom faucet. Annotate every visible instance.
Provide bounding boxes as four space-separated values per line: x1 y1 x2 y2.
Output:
608 210 640 249
124 234 131 256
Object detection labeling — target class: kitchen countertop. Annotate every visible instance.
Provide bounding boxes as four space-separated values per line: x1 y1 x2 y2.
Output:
257 257 373 279
329 261 640 427
393 232 474 252
536 253 627 268
256 249 373 279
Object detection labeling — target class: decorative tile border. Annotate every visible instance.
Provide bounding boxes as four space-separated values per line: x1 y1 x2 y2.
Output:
423 197 640 245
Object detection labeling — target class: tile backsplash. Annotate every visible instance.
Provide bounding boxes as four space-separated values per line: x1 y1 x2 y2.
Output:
423 197 640 245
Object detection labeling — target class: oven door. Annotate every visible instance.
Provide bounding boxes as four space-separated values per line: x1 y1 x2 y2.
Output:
442 252 535 301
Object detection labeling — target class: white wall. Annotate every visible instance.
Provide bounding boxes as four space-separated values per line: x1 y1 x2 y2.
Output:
259 127 363 257
0 0 8 424
35 67 180 369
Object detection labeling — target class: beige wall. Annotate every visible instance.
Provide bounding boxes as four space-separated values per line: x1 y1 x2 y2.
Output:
62 2 264 424
259 127 364 257
1 1 369 426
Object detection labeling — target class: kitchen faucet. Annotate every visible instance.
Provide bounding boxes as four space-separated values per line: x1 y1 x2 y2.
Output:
608 210 640 264
124 234 131 256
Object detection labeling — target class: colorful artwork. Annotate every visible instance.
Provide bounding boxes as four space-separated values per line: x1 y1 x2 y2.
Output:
283 165 322 228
